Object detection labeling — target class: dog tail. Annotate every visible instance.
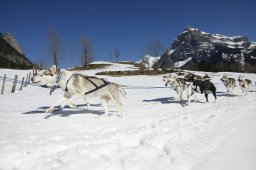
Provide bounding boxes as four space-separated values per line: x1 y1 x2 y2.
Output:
115 84 127 98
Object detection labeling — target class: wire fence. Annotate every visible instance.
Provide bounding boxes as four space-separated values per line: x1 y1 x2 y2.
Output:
0 69 40 95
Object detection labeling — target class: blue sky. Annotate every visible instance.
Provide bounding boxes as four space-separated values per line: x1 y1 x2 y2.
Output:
1 0 255 67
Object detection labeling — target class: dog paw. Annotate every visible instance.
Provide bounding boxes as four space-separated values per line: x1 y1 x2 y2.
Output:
46 108 53 113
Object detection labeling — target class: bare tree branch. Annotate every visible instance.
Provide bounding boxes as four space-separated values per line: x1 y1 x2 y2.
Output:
144 38 165 57
47 28 62 68
80 35 95 66
34 57 49 70
114 48 120 62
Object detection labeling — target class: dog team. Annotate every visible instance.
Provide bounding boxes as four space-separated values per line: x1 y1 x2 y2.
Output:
163 71 253 105
31 65 253 117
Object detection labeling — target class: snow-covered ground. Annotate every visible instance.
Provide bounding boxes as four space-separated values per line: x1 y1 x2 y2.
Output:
0 63 256 170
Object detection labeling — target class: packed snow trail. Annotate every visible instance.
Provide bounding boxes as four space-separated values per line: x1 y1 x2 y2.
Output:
0 66 256 170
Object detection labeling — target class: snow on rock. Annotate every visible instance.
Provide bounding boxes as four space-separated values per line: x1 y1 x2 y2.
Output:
174 57 192 68
249 42 256 49
0 66 256 170
137 55 160 69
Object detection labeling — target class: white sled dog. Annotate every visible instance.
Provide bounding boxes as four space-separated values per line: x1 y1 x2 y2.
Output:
238 75 252 95
163 73 190 102
31 65 126 117
221 74 236 93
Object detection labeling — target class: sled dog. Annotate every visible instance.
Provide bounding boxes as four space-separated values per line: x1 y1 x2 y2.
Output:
31 65 126 117
186 75 217 104
238 75 252 95
221 74 236 93
164 73 190 102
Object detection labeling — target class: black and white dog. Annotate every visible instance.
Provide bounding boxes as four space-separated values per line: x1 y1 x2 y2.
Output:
186 75 217 104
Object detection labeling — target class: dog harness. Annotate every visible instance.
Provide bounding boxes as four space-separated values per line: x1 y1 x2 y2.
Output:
64 74 111 95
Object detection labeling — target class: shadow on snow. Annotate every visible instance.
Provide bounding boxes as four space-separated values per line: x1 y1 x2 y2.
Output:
216 91 239 97
22 104 105 119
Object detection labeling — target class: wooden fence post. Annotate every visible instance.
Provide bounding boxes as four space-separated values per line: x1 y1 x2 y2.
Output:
11 75 18 93
28 72 31 84
20 77 25 91
1 74 6 95
24 74 28 87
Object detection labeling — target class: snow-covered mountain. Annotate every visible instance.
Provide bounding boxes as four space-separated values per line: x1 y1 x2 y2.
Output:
0 32 33 69
138 55 160 69
156 26 256 71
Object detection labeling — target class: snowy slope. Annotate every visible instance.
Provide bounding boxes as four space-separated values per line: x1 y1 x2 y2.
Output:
88 61 139 74
0 64 256 170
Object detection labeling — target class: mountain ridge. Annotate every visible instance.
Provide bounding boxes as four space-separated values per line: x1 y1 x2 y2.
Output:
155 26 256 72
0 32 33 69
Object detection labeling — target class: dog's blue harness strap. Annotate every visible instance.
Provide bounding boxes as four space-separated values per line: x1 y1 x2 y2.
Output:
56 70 63 84
49 70 63 95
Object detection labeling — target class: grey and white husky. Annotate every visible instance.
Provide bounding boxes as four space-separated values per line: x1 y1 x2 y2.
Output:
221 74 236 93
31 65 126 117
163 73 190 102
238 75 252 95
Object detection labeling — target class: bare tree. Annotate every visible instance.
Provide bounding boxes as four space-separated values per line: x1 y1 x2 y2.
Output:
80 35 95 66
144 38 165 57
47 29 62 68
114 48 120 62
34 57 48 70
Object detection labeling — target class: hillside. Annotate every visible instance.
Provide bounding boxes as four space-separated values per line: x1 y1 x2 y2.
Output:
0 33 33 69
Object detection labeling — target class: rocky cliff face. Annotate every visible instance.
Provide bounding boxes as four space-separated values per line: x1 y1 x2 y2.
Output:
156 26 256 72
0 33 33 69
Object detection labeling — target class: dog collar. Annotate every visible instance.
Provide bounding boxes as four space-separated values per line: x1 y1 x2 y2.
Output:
56 70 63 84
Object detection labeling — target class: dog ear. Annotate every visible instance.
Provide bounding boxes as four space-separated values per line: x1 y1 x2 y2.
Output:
50 65 57 74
